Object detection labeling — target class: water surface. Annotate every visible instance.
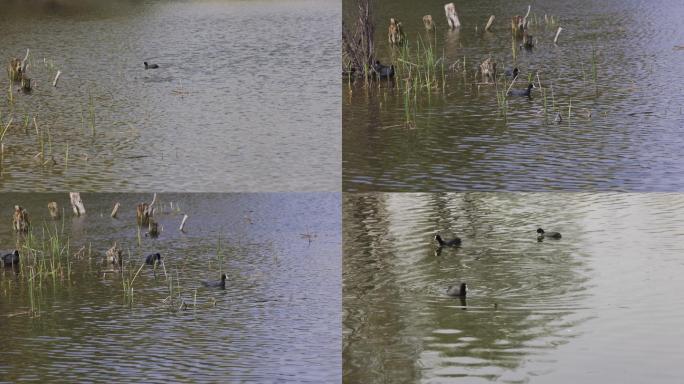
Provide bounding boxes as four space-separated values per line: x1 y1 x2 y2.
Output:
343 0 684 191
344 193 684 383
0 193 341 382
0 0 340 191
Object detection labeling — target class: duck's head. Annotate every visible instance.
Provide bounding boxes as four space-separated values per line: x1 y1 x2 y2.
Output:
220 274 227 282
536 228 545 234
13 250 19 257
513 67 519 76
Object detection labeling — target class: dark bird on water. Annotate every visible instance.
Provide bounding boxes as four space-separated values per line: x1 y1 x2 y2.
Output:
1 250 19 267
434 233 462 247
446 283 467 298
145 252 162 266
537 227 562 240
202 273 227 289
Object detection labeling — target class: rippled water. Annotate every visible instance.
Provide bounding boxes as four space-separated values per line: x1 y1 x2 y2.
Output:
0 0 340 191
343 193 684 383
343 0 684 191
0 193 340 382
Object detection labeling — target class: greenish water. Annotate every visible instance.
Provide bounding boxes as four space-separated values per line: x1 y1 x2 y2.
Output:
344 193 684 383
0 193 341 382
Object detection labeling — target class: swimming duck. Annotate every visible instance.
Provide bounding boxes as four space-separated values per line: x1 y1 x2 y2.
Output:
144 62 159 69
446 283 467 298
145 252 162 266
504 67 519 78
1 250 19 267
435 234 462 247
202 273 227 289
372 60 395 79
537 228 562 240
507 83 534 97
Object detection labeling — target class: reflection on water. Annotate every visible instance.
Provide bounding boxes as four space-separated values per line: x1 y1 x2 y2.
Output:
343 193 684 383
343 0 684 191
0 0 340 191
0 193 340 382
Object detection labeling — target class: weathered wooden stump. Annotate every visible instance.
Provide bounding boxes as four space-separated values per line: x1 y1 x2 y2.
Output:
480 57 497 83
12 205 30 233
48 202 60 219
511 5 531 38
70 192 85 216
7 58 22 81
148 219 159 238
179 214 189 232
444 3 461 29
388 18 404 45
106 243 122 265
423 15 434 31
522 31 534 49
20 76 31 92
110 202 121 218
136 203 151 226
485 15 495 32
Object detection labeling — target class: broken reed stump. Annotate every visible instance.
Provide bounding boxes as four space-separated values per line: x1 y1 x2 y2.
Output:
388 18 404 45
341 0 375 78
511 5 531 38
12 205 30 233
485 15 495 32
48 202 60 219
554 26 563 44
480 57 497 83
522 31 534 49
7 58 22 81
106 243 122 266
179 214 189 232
52 70 61 87
444 3 460 29
136 203 151 226
20 76 31 92
148 219 159 238
70 192 85 216
423 15 434 31
110 202 121 218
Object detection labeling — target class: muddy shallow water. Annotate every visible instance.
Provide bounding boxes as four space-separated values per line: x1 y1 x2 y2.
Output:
344 193 684 383
0 0 340 191
0 193 341 382
343 0 684 191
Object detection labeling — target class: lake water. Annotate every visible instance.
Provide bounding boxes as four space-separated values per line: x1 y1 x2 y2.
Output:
0 193 341 382
343 193 684 383
343 0 684 191
0 0 340 191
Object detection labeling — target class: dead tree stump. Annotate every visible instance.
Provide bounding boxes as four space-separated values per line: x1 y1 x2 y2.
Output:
8 58 22 81
106 243 122 265
511 5 531 38
444 3 461 29
111 202 121 218
522 31 534 49
70 192 85 216
388 18 404 45
20 76 31 92
480 57 497 83
48 202 60 219
485 15 495 32
136 203 151 226
12 205 30 233
423 15 434 31
148 219 159 238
